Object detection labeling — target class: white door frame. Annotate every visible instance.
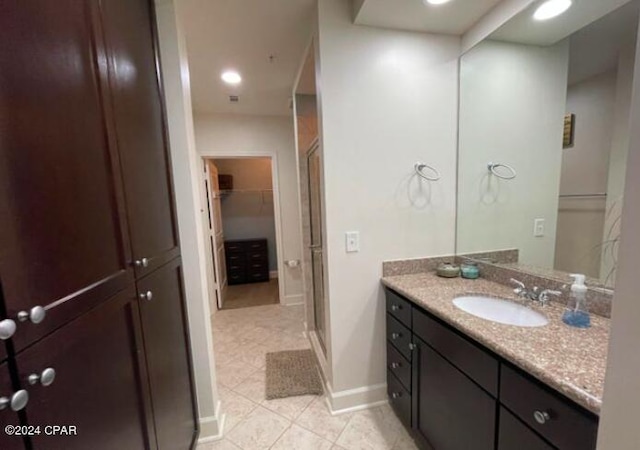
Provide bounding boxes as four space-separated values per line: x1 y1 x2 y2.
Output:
199 150 286 305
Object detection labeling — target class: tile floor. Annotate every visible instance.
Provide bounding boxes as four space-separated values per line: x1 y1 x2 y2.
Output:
200 303 417 450
222 280 280 310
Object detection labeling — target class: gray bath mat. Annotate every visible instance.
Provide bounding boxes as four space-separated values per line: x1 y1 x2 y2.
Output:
265 349 323 400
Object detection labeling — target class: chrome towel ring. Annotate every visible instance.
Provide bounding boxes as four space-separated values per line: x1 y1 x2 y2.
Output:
487 162 517 180
415 162 441 181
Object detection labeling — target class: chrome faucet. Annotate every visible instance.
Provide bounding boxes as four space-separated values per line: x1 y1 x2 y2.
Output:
510 279 562 305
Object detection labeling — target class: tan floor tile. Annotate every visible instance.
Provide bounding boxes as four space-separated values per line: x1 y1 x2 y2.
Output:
196 439 241 450
233 368 267 403
295 397 352 442
271 424 333 450
226 406 290 449
336 406 403 450
219 386 258 433
216 359 259 389
261 394 317 421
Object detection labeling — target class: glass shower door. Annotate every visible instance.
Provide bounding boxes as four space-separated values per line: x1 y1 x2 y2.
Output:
307 143 326 352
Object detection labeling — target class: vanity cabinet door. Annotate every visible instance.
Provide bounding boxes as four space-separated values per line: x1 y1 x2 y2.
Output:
499 407 555 450
0 361 26 450
414 339 496 450
99 0 180 277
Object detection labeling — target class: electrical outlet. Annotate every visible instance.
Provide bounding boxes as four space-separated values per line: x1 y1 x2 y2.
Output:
534 219 545 237
346 231 360 253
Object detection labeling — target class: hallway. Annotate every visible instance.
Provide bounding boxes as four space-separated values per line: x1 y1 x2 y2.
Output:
201 304 417 449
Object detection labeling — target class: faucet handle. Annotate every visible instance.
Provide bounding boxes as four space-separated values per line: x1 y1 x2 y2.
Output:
510 278 526 296
538 289 562 304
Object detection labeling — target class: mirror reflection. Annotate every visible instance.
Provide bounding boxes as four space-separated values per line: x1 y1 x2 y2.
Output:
457 0 639 289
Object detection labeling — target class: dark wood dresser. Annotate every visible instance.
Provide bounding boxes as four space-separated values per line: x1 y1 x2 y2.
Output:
225 239 270 285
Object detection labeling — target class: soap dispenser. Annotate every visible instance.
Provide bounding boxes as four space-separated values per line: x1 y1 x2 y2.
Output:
562 274 591 329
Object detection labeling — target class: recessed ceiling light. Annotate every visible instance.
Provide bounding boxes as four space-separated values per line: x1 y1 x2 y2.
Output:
533 0 572 21
221 70 242 85
423 0 452 5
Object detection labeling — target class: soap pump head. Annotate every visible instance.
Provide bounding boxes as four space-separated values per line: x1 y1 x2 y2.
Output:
570 274 588 293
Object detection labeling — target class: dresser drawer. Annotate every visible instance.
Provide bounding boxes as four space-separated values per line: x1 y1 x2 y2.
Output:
385 289 412 328
387 369 411 428
225 241 246 253
248 251 267 262
387 342 411 391
246 240 267 251
387 314 412 361
226 253 245 265
500 365 598 450
413 307 498 396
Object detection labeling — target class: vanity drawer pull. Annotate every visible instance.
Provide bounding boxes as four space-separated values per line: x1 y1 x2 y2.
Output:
391 304 402 311
390 362 401 369
534 410 551 425
391 332 401 340
391 392 402 399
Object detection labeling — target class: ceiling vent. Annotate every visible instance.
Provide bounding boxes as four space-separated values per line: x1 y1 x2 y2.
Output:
229 95 239 103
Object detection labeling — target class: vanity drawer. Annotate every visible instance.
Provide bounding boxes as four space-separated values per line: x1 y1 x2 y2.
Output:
387 369 411 428
387 314 412 361
387 342 411 391
386 289 412 328
500 365 598 450
413 307 498 396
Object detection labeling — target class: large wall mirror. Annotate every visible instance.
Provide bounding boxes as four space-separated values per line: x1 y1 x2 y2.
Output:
457 0 639 290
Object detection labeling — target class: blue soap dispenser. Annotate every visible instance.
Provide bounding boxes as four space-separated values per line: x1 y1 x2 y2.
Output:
562 274 591 328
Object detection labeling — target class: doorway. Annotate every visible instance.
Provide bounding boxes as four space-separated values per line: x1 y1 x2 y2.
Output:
202 157 281 310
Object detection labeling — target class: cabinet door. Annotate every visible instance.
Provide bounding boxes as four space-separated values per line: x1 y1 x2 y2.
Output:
137 259 197 450
414 339 496 450
98 0 179 276
0 362 27 450
16 287 156 450
499 407 555 450
0 0 133 351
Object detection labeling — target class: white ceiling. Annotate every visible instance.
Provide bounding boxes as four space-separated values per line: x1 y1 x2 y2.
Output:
568 1 639 85
353 0 504 35
491 0 635 46
180 0 315 116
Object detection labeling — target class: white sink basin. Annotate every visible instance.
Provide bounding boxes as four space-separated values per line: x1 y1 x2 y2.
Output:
453 296 548 327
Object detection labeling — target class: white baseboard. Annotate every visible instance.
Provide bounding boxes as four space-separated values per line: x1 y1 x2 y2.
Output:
196 401 225 444
281 293 304 306
270 270 278 279
325 382 389 415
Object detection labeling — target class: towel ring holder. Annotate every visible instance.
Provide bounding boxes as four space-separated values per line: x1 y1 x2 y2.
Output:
488 162 517 180
415 162 441 181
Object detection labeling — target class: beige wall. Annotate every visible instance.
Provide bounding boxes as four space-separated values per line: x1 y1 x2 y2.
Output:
597 28 640 450
155 0 221 440
458 40 569 267
316 0 460 408
194 113 304 305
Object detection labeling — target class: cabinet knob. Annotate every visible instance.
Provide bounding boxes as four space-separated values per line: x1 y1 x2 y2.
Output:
533 410 551 425
390 362 401 369
139 291 153 301
28 368 56 387
17 306 46 324
408 343 416 351
0 390 29 411
134 258 149 268
391 392 402 399
391 333 401 340
391 304 401 311
0 319 17 340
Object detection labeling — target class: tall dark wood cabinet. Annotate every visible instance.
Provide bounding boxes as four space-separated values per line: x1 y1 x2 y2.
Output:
0 1 198 449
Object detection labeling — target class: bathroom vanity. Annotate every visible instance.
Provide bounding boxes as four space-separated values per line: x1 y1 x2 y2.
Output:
382 274 606 450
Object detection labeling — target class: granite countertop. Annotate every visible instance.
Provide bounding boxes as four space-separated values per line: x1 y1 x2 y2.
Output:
381 272 610 415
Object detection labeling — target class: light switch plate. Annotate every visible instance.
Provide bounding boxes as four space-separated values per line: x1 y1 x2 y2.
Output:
346 231 360 253
534 219 545 237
